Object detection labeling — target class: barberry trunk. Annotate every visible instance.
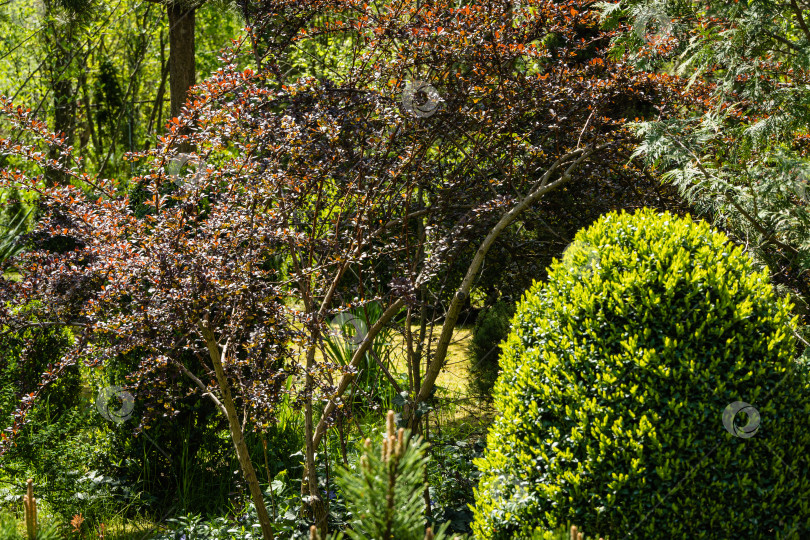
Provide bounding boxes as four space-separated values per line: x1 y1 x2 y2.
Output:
201 324 275 540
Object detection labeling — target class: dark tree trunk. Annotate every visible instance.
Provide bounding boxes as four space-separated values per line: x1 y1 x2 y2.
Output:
45 11 77 185
167 3 196 121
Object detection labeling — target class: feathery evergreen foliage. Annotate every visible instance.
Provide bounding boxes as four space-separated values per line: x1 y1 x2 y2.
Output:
323 411 457 540
602 0 810 322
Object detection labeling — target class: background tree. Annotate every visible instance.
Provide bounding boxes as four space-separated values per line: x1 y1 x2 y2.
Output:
0 0 243 176
602 0 810 330
164 0 199 120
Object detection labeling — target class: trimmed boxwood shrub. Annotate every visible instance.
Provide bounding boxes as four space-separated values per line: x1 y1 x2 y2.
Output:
471 209 810 539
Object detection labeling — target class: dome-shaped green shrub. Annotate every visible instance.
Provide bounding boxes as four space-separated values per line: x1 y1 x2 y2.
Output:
472 209 810 539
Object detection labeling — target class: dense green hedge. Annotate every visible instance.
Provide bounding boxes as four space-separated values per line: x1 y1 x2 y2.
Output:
467 300 516 400
472 209 810 539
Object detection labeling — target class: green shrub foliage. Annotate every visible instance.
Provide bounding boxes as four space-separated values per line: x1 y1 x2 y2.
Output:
472 208 810 539
468 300 516 400
0 305 76 422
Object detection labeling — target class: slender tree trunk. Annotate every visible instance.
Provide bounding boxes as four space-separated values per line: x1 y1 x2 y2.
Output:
200 324 275 540
167 3 196 121
78 57 99 167
304 342 328 535
45 6 77 185
287 247 328 535
53 72 75 146
167 2 196 154
412 196 428 423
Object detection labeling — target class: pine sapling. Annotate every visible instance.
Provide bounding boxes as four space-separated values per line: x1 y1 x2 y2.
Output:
327 411 458 540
